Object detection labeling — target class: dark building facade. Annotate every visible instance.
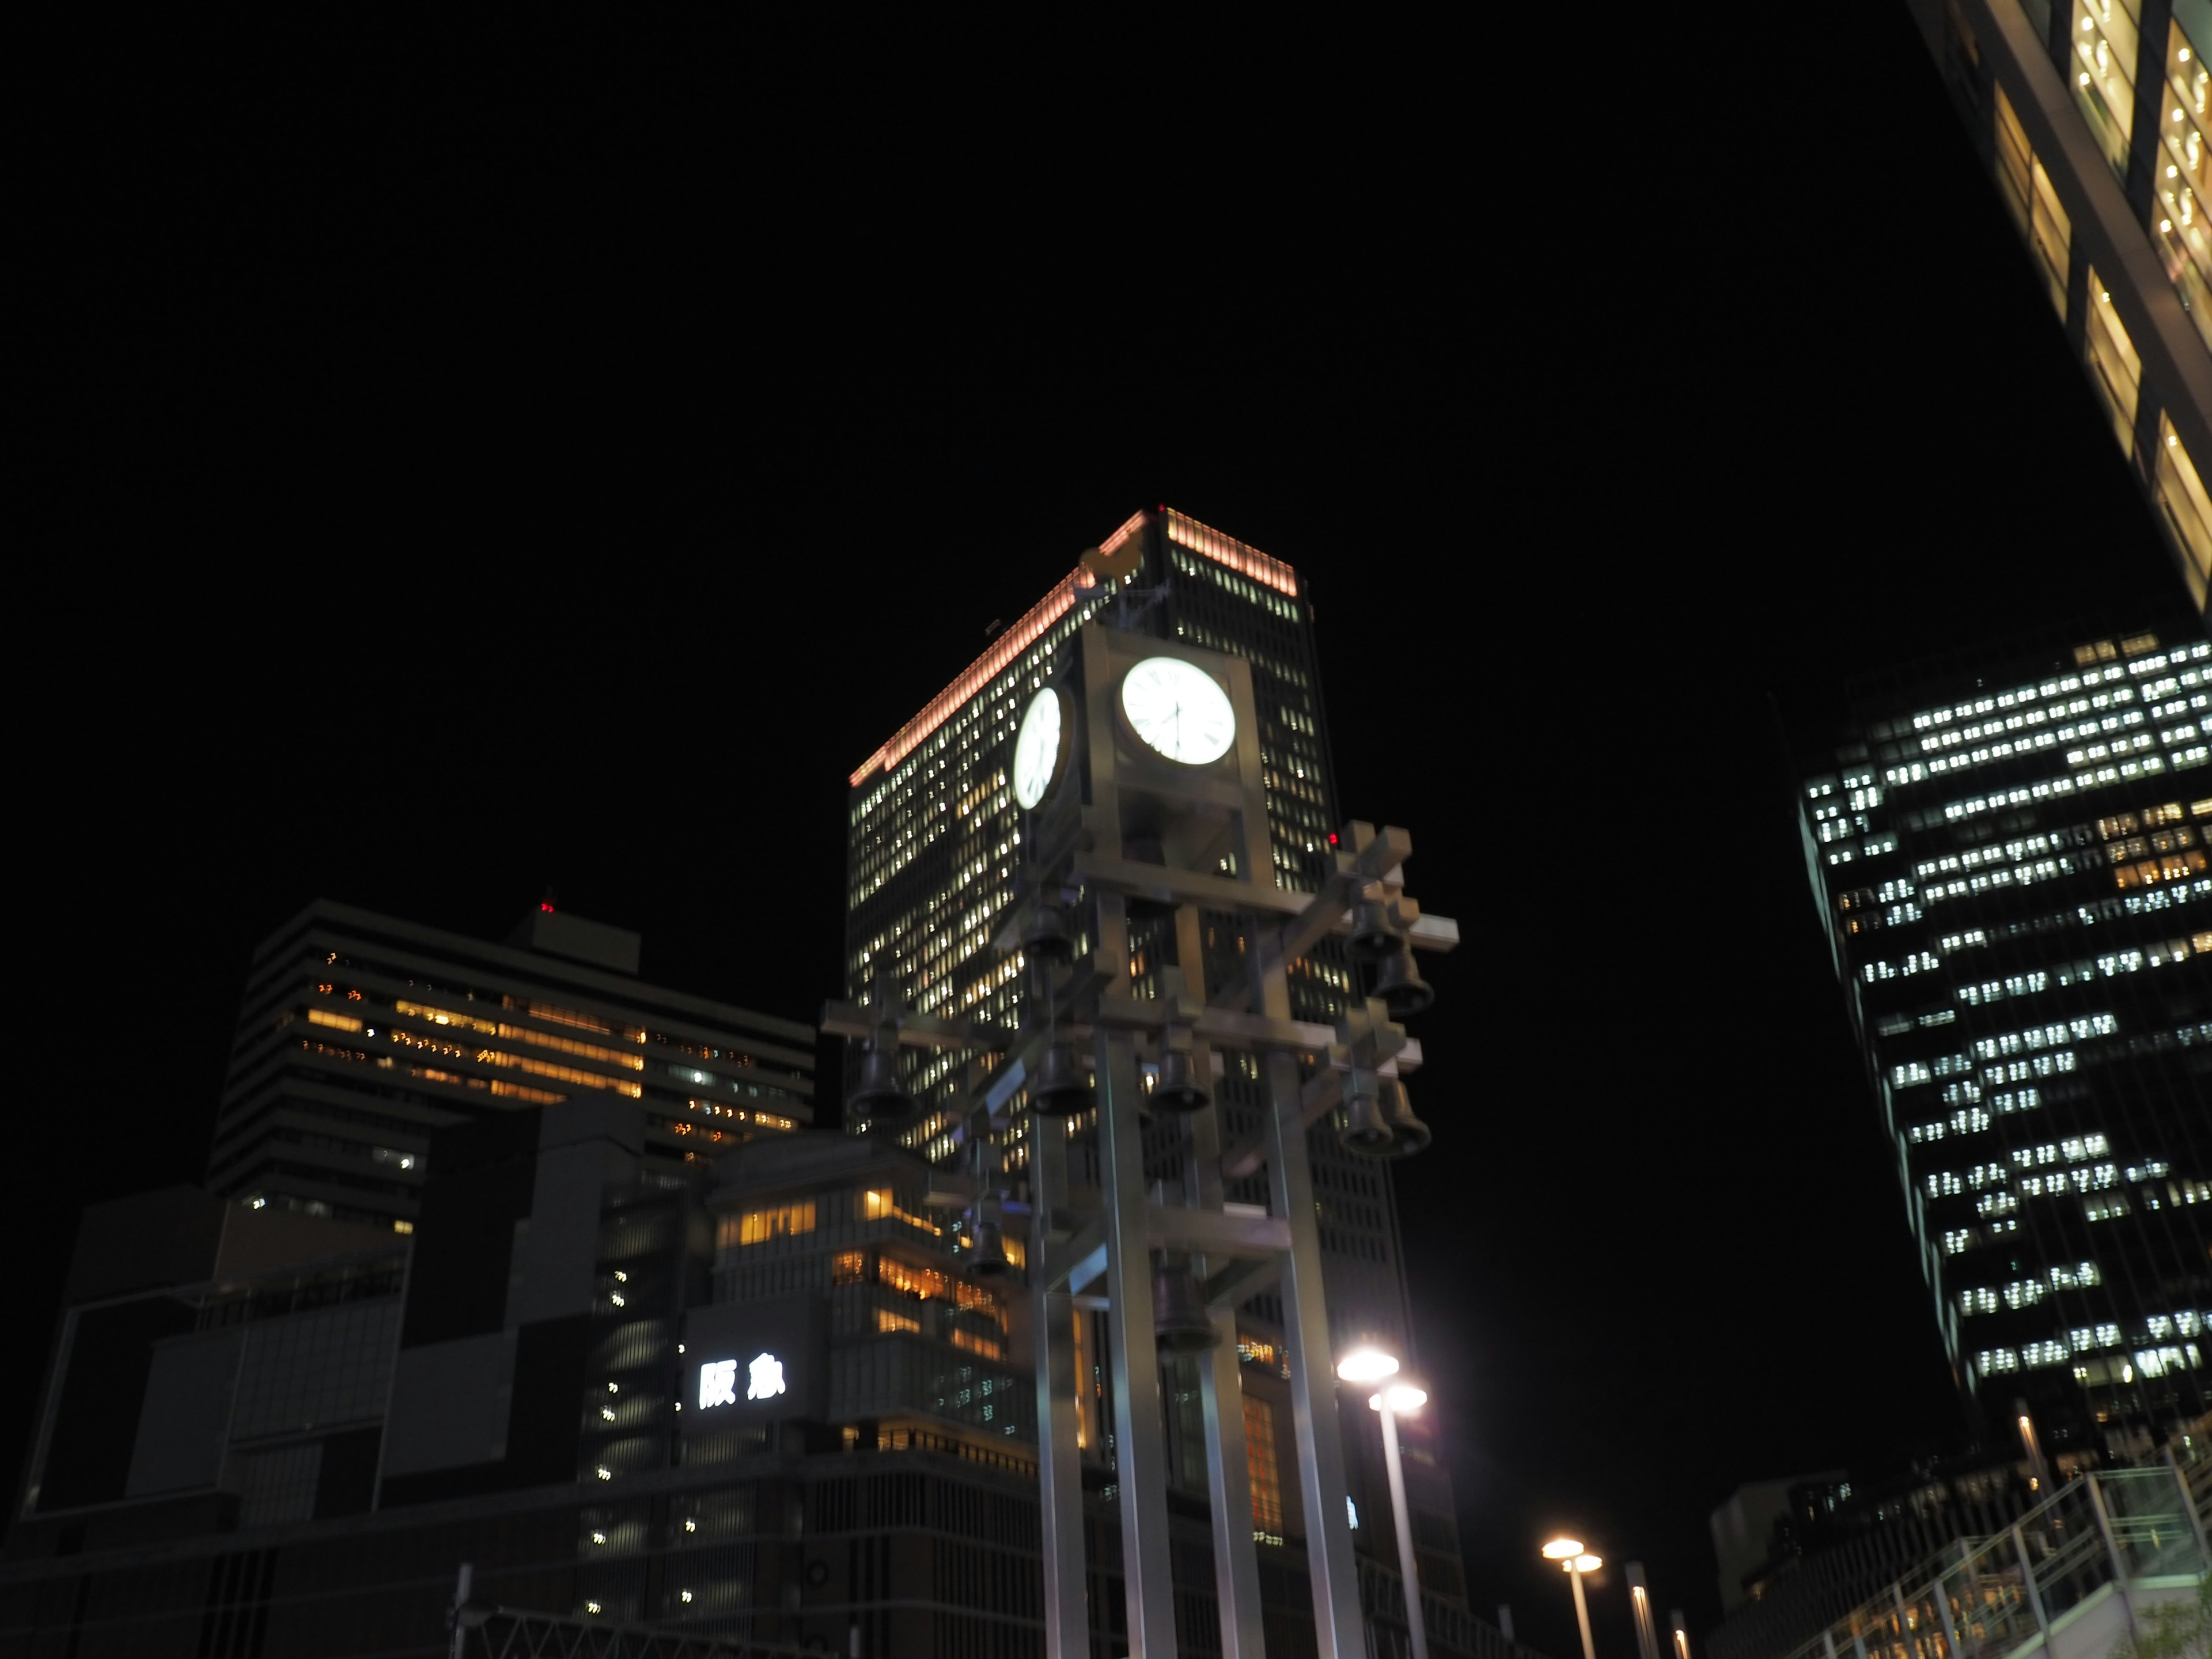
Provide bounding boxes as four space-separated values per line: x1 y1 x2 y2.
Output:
210 900 814 1230
6 1107 1520 1658
1797 625 2211 1460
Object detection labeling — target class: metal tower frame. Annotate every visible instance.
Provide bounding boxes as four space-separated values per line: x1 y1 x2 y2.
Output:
824 622 1456 1657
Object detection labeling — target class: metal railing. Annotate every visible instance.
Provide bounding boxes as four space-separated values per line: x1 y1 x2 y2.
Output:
1779 1463 2209 1659
457 1606 812 1659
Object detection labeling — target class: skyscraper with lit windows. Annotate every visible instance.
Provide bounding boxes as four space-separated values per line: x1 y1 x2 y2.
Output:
1910 0 2212 616
841 506 1411 1355
209 899 815 1230
1798 624 2211 1461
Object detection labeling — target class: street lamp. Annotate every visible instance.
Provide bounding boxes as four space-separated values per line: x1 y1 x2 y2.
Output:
1542 1537 1602 1659
1338 1349 1429 1659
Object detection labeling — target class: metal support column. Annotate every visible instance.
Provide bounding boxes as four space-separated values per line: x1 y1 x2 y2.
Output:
2010 1524 2052 1652
1170 908 1267 1659
1032 1116 1092 1659
2085 1472 2141 1647
1266 1047 1368 1659
1099 1013 1181 1657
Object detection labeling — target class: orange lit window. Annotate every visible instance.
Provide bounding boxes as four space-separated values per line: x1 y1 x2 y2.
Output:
474 1050 642 1099
1245 1397 1282 1533
832 1251 866 1285
2098 813 2142 839
486 1079 563 1104
949 1327 1004 1359
393 999 497 1036
732 1200 816 1246
858 1188 942 1235
876 1256 1003 1325
876 1308 921 1335
308 1009 363 1033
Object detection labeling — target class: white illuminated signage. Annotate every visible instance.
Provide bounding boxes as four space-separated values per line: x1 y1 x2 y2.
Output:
699 1359 737 1409
747 1353 787 1400
696 1351 789 1410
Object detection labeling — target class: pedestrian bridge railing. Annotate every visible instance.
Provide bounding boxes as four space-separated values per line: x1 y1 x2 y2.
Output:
1777 1463 2210 1659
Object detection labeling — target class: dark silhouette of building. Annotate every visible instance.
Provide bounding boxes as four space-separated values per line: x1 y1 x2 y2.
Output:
5 1100 1524 1657
207 900 814 1229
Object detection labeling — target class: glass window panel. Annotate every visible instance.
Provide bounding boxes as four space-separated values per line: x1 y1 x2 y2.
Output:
2032 159 2074 320
2153 22 2212 350
2155 415 2212 603
2073 0 2141 176
1996 83 2034 234
2084 268 2143 453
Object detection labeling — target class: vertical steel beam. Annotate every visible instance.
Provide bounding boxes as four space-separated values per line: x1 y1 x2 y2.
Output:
1267 1047 1368 1659
1175 902 1266 1658
1099 1012 1180 1657
1031 1116 1092 1659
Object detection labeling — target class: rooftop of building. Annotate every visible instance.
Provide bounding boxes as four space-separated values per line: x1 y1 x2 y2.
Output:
846 504 1300 787
248 896 816 1052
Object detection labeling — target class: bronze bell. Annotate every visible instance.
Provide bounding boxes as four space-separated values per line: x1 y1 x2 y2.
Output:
1371 942 1434 1018
1374 1078 1432 1158
1028 1041 1092 1115
1339 1077 1396 1156
848 1041 916 1123
1152 1045 1211 1113
1152 1262 1221 1353
1347 892 1400 961
1021 900 1074 963
968 1219 1012 1277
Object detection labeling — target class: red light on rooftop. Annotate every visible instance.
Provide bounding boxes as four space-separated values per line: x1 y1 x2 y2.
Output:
1328 832 1339 845
540 900 556 912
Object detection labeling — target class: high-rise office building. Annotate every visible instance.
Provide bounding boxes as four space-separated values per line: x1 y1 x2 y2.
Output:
842 506 1411 1355
210 900 815 1229
1797 624 2211 1458
1909 0 2212 616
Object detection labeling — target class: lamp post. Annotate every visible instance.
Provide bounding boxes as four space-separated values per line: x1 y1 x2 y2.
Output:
1339 1347 1429 1659
1543 1538 1602 1659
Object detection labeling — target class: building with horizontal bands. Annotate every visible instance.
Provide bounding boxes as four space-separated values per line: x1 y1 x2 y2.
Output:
208 900 814 1230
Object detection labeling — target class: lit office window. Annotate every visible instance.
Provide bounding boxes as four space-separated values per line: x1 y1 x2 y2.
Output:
2154 21 2212 351
1244 1396 1283 1535
2154 414 2212 602
1996 86 2071 320
2073 0 2141 177
2083 268 2142 454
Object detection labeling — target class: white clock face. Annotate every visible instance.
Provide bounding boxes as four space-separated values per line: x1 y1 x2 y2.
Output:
1121 657 1236 765
1013 687 1064 809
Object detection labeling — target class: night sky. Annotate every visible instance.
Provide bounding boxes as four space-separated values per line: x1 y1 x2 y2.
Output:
18 10 2197 1654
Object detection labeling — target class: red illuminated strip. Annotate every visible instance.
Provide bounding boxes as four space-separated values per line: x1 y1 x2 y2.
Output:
847 565 1096 786
847 506 1295 787
1164 510 1297 597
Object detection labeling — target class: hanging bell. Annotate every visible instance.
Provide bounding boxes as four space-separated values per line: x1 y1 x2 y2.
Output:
1374 1078 1432 1159
1347 891 1400 961
1371 942 1435 1018
847 1041 917 1123
1028 1041 1092 1116
1152 1044 1211 1113
1152 1262 1221 1353
1021 899 1074 963
968 1219 1012 1277
1339 1075 1396 1156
